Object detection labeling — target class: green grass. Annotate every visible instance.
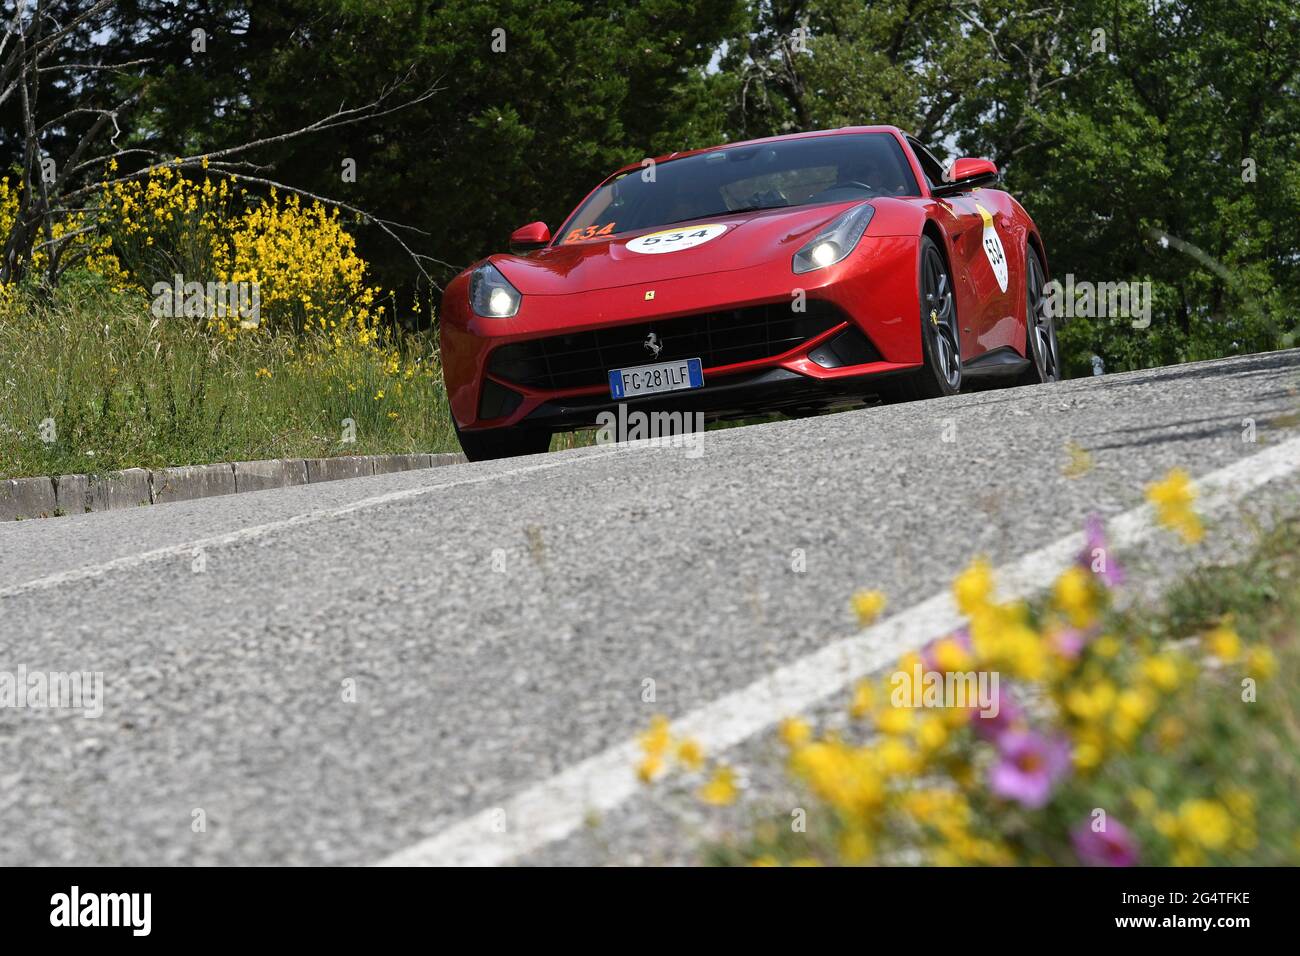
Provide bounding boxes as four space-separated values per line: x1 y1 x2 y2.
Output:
0 272 460 479
1104 515 1300 864
0 272 865 476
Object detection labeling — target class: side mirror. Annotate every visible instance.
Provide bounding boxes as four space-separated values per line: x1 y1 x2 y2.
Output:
931 158 999 197
509 221 551 253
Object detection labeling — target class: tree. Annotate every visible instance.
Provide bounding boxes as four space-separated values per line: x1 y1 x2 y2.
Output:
35 0 748 315
1008 0 1300 371
0 0 438 286
718 0 1300 373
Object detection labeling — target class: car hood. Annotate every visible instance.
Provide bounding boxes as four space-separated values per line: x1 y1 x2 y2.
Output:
491 201 866 295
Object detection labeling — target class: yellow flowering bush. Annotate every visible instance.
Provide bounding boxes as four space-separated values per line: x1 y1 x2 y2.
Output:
1 169 454 479
5 164 389 351
0 177 15 308
211 190 382 342
0 176 125 293
96 162 228 291
89 165 386 345
641 469 1293 866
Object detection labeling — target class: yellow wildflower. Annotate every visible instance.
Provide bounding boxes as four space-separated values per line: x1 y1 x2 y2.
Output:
1145 468 1204 543
875 703 915 736
1053 565 1098 628
698 766 738 806
638 715 671 758
851 589 887 625
953 557 994 614
1128 788 1157 815
931 635 972 672
1155 715 1186 751
778 717 812 748
1177 799 1232 851
676 738 704 771
636 754 663 784
1204 623 1241 662
874 737 919 776
837 827 872 864
1141 654 1181 692
1093 634 1121 658
1245 645 1277 680
914 714 949 754
849 679 876 719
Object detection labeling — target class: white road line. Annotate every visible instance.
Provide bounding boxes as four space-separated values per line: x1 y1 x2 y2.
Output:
0 450 618 599
375 434 1300 866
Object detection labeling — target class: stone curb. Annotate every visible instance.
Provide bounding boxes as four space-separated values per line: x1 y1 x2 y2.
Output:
152 462 237 505
1 451 465 521
0 476 57 521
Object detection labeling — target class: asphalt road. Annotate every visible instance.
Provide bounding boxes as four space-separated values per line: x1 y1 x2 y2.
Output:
2 350 1299 865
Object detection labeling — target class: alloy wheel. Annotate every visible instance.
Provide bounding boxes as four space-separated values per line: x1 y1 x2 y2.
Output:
922 245 961 390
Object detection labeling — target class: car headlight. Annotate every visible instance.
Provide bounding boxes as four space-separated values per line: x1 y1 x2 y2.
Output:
792 203 876 274
469 262 522 318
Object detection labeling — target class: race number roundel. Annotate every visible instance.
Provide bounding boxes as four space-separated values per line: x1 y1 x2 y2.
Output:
974 203 1009 293
625 223 727 254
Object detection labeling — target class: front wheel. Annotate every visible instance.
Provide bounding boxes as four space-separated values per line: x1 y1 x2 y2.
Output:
453 420 551 462
885 236 962 402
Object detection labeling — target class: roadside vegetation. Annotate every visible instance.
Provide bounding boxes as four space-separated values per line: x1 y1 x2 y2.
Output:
0 272 456 478
0 169 457 479
641 475 1300 865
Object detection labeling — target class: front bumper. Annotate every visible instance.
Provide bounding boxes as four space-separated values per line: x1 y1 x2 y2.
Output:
521 365 920 430
441 235 922 431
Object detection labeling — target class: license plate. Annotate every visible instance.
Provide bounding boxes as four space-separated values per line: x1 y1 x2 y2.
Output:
608 357 704 399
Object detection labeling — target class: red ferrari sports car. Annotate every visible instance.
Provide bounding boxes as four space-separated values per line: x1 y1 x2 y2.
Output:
439 125 1058 460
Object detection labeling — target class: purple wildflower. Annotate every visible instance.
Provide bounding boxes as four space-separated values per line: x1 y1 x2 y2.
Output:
1072 819 1139 867
988 730 1071 809
1051 627 1088 661
1079 514 1124 589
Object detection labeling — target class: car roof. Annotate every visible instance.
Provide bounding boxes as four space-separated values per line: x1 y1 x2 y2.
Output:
606 126 909 180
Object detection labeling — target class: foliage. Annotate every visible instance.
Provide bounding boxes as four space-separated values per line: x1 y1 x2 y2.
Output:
0 273 454 481
641 479 1299 866
0 176 124 290
89 165 386 341
720 0 1300 374
1002 0 1300 373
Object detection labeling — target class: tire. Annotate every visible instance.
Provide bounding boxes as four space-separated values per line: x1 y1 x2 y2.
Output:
1016 244 1060 385
453 419 551 462
886 236 962 402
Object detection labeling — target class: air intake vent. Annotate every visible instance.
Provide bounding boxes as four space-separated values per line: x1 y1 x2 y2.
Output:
488 301 844 392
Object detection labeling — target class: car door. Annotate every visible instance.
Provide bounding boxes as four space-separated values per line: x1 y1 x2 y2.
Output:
906 137 1002 358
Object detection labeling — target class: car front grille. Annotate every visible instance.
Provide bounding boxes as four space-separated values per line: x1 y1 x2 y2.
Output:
486 301 844 392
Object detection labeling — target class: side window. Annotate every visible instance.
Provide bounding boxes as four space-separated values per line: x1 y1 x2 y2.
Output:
907 138 947 190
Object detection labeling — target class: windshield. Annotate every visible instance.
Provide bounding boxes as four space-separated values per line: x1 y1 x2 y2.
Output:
557 133 919 244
